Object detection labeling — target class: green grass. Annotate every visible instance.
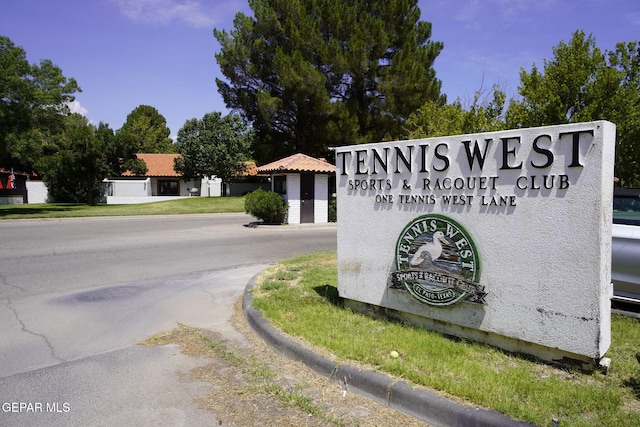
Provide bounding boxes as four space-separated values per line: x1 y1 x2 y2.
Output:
0 196 246 219
253 251 640 427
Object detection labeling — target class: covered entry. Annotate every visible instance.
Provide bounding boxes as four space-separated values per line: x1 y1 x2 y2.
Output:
257 153 336 224
300 173 315 223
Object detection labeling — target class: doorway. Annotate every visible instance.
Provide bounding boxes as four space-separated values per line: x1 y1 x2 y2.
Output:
300 174 315 223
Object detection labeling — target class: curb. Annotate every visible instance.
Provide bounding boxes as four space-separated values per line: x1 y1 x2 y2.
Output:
242 273 536 427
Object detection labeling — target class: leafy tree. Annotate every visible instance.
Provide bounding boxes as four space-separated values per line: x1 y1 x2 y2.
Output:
606 41 640 187
505 31 610 127
405 85 507 138
34 116 146 204
214 0 444 163
116 105 175 154
0 35 81 172
505 31 640 186
37 114 111 204
174 112 253 185
405 101 466 139
98 122 147 177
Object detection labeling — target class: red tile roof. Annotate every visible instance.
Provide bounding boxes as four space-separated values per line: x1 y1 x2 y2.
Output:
257 153 336 174
123 154 181 177
242 161 269 177
121 155 268 178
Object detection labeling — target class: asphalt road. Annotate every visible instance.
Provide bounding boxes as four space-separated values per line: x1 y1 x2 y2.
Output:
0 213 337 426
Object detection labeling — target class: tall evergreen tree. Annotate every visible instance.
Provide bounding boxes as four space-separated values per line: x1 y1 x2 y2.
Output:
116 105 175 154
214 0 444 163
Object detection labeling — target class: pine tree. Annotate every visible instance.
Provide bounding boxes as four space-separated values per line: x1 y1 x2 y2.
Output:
214 0 444 162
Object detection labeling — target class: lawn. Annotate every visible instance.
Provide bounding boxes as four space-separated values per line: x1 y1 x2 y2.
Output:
0 196 246 219
253 251 640 427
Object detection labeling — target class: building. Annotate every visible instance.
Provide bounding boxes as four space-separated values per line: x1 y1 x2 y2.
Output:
257 153 336 224
104 154 269 204
104 153 213 204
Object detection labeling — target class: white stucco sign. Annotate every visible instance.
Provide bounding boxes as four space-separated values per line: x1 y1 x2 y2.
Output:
336 121 615 365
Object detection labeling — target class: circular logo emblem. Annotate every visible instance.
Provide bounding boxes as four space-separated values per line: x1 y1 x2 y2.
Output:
391 214 485 307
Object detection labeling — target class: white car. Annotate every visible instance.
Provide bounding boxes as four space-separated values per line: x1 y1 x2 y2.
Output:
612 189 640 303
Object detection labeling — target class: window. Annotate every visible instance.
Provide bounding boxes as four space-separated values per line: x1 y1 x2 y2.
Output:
273 175 287 195
613 190 640 226
158 180 179 196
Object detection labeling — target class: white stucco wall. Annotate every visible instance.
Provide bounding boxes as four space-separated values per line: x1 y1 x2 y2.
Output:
104 178 202 204
285 173 301 224
284 174 330 224
335 121 615 364
105 179 151 197
25 177 213 205
314 174 329 223
26 181 48 204
201 176 222 197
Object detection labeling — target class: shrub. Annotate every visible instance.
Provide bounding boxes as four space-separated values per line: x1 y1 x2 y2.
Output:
245 188 287 224
328 195 337 222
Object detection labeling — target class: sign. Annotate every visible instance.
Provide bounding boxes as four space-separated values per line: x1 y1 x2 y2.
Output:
335 121 615 365
391 214 485 307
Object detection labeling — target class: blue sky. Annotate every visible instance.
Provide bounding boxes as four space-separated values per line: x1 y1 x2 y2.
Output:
2 0 639 139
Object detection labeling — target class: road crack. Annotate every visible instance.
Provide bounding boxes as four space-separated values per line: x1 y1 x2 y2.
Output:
5 297 65 364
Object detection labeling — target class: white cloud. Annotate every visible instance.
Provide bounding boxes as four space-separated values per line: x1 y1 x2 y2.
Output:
67 100 100 125
110 0 233 28
67 100 88 116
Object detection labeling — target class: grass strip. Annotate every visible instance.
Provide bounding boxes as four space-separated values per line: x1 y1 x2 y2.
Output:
0 196 246 219
252 251 640 427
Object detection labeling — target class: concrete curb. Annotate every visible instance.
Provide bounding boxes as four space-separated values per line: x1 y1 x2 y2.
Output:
242 273 536 427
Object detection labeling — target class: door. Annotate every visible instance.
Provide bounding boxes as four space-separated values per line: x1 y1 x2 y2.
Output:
300 174 315 223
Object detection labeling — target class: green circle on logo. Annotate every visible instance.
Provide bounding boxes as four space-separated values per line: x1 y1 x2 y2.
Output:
393 214 483 307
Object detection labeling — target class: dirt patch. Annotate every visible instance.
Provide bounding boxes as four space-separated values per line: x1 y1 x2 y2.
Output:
143 299 429 426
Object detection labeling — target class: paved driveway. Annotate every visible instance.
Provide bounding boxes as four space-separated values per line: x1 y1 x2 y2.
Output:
0 213 336 426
